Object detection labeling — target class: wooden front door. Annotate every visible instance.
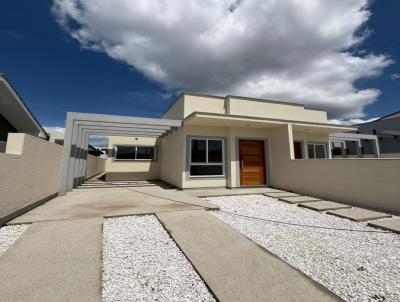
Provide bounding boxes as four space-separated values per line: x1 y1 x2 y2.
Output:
239 140 266 186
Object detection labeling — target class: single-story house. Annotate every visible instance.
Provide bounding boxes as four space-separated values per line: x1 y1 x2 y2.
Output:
355 111 400 158
104 93 356 188
0 74 48 152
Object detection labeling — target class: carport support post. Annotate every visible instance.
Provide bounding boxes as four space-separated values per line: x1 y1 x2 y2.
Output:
68 121 80 191
73 124 83 188
78 126 87 186
79 131 89 185
59 113 74 196
81 133 89 184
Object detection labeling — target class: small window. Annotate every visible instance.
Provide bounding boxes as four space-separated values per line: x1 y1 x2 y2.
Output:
190 138 224 177
115 145 136 160
315 144 326 158
307 143 326 159
136 146 155 159
115 145 156 160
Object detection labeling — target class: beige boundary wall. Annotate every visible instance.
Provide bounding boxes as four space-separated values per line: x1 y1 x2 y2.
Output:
0 133 63 225
85 154 106 180
269 125 400 214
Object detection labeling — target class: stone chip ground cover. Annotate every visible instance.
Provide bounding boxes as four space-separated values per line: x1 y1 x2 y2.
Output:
103 215 215 302
207 195 400 302
0 224 29 257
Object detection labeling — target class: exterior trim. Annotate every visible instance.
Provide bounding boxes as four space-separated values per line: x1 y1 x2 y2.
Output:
184 111 356 131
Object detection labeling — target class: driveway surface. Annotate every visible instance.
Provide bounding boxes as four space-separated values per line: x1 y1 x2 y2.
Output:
0 180 344 301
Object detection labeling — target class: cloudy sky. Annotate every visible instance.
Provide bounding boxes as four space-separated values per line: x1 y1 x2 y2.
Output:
1 0 399 133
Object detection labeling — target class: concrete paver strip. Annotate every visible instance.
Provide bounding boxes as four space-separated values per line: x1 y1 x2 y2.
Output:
368 218 400 234
157 210 342 302
327 208 391 222
263 192 299 198
0 218 102 302
299 201 351 211
278 196 320 204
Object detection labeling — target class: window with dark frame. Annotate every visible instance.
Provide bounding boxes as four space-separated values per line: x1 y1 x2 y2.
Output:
115 145 156 160
307 143 326 159
190 138 224 177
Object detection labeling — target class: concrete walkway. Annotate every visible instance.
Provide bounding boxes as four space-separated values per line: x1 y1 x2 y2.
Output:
157 210 343 302
0 218 102 302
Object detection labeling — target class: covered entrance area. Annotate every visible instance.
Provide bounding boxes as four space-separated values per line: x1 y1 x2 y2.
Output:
59 112 182 195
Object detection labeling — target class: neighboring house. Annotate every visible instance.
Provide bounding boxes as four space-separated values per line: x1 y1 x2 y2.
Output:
105 93 356 188
328 132 380 158
45 128 65 145
355 111 400 158
0 74 47 152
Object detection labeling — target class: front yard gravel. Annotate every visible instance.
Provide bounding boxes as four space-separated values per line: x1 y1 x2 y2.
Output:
0 224 29 256
208 195 400 302
103 215 215 302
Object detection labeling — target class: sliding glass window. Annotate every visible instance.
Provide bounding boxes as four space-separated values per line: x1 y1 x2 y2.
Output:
190 138 224 177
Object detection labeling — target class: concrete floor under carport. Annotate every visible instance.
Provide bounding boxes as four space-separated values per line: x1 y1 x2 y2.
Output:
8 180 217 225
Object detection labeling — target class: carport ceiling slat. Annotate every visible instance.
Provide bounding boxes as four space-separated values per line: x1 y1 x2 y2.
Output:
76 121 173 130
71 112 181 127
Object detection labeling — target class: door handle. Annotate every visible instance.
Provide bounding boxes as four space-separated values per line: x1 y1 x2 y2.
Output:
240 158 244 168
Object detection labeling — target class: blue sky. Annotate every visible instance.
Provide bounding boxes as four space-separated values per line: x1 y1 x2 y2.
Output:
0 0 399 129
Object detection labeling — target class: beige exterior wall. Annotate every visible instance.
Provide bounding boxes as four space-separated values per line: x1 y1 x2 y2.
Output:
160 127 185 188
85 154 106 179
0 133 63 225
292 130 329 159
181 125 280 189
227 97 327 123
183 94 225 118
269 124 400 214
162 93 328 124
381 153 400 158
162 94 184 119
106 136 160 181
181 125 229 188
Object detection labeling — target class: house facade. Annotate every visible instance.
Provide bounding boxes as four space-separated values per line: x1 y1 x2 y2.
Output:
355 111 400 158
105 93 355 189
0 74 48 152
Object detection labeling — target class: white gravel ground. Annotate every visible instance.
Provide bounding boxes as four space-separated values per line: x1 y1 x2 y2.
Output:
0 224 29 256
208 195 400 302
103 215 215 302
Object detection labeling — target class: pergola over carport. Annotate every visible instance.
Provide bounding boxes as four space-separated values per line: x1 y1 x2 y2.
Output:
59 112 182 195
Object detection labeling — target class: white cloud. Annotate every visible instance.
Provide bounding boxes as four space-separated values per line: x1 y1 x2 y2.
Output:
44 126 65 133
329 117 379 125
52 0 392 119
88 135 108 148
391 73 400 80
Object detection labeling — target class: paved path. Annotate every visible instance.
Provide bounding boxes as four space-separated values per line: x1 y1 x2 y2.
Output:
0 218 102 302
157 209 343 302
